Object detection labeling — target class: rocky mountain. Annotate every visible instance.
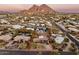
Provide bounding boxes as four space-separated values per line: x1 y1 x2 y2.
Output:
28 5 39 12
20 4 56 15
38 4 56 13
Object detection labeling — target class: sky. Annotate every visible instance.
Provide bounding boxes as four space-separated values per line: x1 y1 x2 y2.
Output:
0 4 79 13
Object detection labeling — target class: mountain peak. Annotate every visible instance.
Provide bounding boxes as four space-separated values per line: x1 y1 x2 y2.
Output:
29 4 39 11
40 4 48 7
39 4 56 14
33 4 39 7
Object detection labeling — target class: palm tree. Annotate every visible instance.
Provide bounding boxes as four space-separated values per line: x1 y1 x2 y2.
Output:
30 30 38 42
69 43 77 52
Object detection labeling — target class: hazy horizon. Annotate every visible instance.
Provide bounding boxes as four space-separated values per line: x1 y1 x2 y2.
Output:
0 4 79 13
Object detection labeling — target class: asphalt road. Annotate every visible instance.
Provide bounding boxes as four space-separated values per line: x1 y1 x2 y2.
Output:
0 49 77 55
55 23 79 48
